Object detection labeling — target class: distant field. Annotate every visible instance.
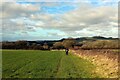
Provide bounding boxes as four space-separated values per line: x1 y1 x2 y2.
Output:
2 50 98 78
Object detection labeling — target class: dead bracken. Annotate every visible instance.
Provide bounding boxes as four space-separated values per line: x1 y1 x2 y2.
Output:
71 49 118 78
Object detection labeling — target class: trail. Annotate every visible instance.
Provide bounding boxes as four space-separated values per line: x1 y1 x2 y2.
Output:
56 52 97 78
55 53 63 77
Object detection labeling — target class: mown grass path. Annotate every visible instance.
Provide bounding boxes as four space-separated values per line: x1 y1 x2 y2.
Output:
2 50 98 78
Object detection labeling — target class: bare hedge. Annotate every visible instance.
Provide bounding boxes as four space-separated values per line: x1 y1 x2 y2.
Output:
81 40 120 49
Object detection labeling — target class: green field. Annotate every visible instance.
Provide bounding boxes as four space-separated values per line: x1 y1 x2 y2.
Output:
2 50 98 78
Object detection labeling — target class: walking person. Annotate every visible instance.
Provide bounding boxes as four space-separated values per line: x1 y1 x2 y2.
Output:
65 48 69 55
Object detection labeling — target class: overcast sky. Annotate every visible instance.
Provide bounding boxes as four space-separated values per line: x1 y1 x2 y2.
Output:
1 0 119 41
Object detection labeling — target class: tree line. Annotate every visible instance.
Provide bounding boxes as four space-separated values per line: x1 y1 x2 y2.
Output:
1 37 120 50
1 39 77 50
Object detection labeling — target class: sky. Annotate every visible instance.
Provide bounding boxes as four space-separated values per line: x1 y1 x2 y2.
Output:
1 0 119 41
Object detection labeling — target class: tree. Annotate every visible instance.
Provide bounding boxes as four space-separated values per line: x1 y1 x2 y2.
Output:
43 43 49 50
62 39 76 48
53 42 64 49
81 40 120 49
15 41 28 49
2 42 16 49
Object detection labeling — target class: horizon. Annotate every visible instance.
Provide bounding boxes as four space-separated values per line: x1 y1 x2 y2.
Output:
1 0 118 41
1 36 119 42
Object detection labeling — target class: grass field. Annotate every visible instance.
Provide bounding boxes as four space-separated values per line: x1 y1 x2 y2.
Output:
2 50 98 78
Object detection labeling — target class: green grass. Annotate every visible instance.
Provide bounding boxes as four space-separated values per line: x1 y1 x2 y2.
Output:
2 50 98 78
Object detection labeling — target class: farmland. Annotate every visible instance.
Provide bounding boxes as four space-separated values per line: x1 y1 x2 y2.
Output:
2 50 98 78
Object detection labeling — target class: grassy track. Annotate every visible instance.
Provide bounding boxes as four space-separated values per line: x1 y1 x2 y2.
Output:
2 50 98 78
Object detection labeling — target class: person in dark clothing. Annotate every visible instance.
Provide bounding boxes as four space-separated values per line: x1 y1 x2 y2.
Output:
65 48 69 55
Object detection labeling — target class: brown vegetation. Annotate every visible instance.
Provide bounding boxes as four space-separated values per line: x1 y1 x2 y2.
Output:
71 49 119 78
81 40 120 49
1 38 120 50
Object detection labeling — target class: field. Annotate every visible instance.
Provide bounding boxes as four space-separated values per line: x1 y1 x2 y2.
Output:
2 50 98 78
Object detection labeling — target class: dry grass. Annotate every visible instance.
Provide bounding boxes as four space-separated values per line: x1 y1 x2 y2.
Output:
71 49 119 78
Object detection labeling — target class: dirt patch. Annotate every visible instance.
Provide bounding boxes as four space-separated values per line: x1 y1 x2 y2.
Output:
71 49 119 78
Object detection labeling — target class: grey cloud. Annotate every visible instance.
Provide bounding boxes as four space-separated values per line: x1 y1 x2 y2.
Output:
1 2 118 41
1 2 40 18
2 19 35 35
31 4 117 33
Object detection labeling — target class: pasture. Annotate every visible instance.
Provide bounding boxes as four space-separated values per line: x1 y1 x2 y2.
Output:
2 50 98 78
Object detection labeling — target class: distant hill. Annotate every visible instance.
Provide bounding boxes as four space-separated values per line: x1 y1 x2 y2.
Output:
2 36 118 44
74 36 118 42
